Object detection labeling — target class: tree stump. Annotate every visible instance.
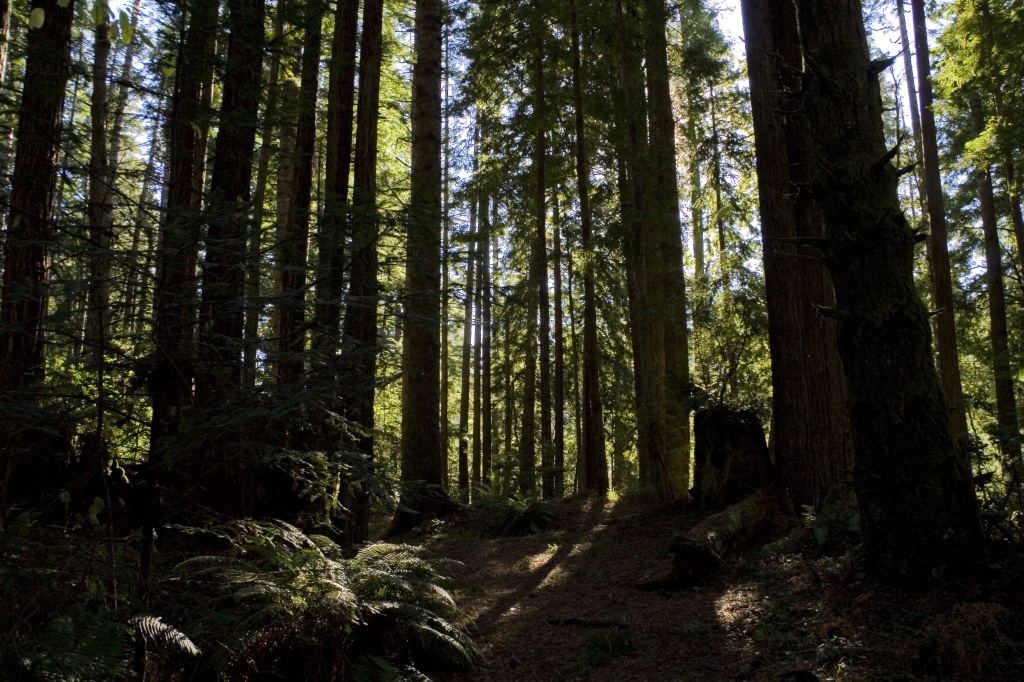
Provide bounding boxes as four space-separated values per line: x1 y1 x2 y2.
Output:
693 406 774 510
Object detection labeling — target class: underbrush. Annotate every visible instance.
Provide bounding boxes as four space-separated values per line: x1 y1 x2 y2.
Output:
469 490 557 536
1 509 478 681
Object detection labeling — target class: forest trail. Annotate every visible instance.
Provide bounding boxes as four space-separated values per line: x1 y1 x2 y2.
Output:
425 496 1024 682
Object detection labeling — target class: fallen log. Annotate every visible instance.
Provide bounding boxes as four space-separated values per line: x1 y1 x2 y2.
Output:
637 488 778 590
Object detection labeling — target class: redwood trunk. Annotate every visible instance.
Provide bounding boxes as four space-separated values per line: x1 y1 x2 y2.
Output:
795 0 982 584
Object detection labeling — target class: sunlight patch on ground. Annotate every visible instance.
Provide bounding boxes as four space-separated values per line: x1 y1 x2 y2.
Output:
714 584 763 626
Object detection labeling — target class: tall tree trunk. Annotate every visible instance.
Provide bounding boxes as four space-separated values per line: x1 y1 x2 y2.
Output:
552 195 566 498
85 17 112 439
341 0 383 541
910 0 969 441
503 300 515 489
644 0 691 500
482 195 493 486
0 0 10 91
687 82 704 278
245 2 288 386
315 0 359 348
615 0 665 498
0 0 75 503
566 241 585 494
440 24 451 483
740 0 851 508
968 90 1022 492
276 11 322 385
458 171 477 502
794 0 982 584
397 0 448 530
198 0 265 400
473 197 484 491
895 0 927 228
569 0 607 493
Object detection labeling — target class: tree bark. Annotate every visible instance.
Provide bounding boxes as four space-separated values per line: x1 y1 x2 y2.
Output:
895 0 927 228
0 0 75 503
795 0 982 584
458 183 477 502
740 0 851 509
315 0 359 348
910 0 969 442
276 10 322 385
553 196 566 498
569 0 608 494
396 0 448 530
482 196 494 487
198 0 265 400
340 0 383 541
473 195 485 491
643 0 691 500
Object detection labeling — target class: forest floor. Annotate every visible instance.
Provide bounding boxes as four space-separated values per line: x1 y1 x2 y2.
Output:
409 494 1024 682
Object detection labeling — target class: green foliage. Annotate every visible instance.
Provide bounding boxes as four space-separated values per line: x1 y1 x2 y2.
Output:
173 522 479 681
471 489 557 536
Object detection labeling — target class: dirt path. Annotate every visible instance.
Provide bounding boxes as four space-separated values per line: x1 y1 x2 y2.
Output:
428 496 1024 682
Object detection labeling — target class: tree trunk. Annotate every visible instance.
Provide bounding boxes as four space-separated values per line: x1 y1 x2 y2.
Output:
315 0 359 349
276 11 322 385
968 90 1022 492
85 18 112 430
794 0 982 584
396 0 448 530
910 0 969 442
245 2 288 387
482 196 493 487
615 0 666 499
895 0 927 229
440 25 451 484
473 196 485 491
458 180 477 503
643 0 691 500
198 0 265 400
740 0 851 509
687 82 704 278
569 0 608 494
341 0 383 541
553 197 566 498
0 0 10 91
0 0 75 503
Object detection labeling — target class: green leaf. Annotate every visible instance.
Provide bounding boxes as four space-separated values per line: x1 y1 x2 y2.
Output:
88 496 105 525
59 490 71 506
139 30 154 48
119 10 133 45
28 7 45 29
56 0 70 7
161 62 175 77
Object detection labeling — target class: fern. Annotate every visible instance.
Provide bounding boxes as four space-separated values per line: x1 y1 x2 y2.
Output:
130 615 201 656
171 522 479 681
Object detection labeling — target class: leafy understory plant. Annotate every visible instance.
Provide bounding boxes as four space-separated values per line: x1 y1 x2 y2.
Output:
174 521 479 681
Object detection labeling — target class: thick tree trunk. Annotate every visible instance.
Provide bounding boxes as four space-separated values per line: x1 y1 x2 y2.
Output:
0 0 75 503
276 11 322 385
910 0 969 442
315 0 359 348
968 91 1021 492
615 0 666 499
341 0 383 541
569 0 607 494
740 0 851 509
687 83 704 278
198 0 265 400
643 0 691 500
795 0 982 584
0 0 10 90
396 0 448 530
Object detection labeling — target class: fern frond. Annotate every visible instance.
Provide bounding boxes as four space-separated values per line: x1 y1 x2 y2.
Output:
130 615 200 656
